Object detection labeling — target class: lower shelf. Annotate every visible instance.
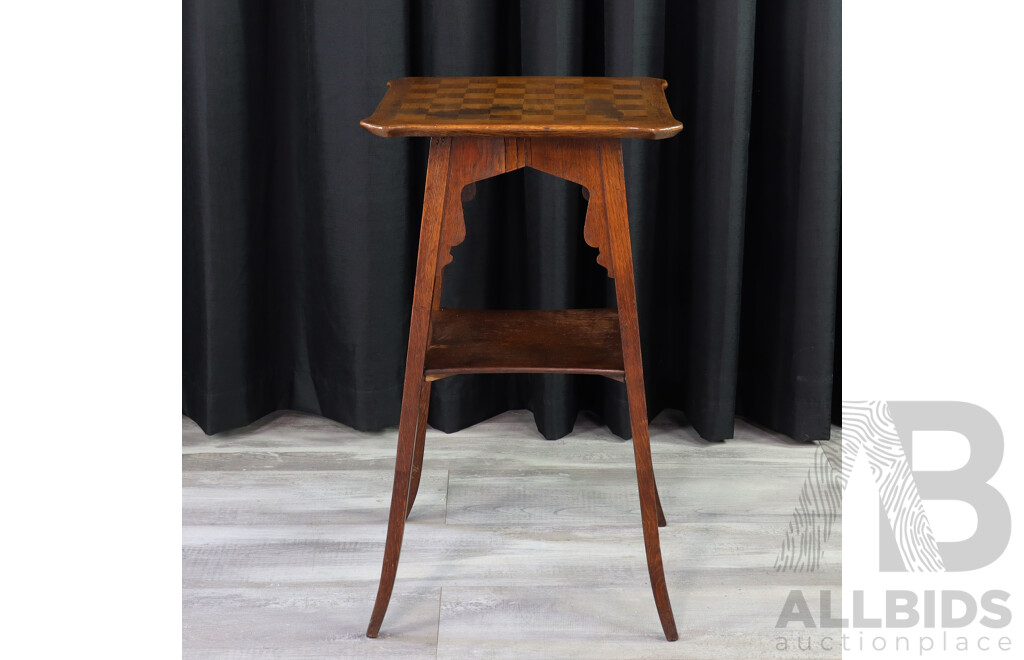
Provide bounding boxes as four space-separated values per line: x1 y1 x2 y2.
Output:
424 308 625 381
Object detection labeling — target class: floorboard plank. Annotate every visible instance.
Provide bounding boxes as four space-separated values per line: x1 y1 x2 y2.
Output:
435 586 842 660
183 585 440 659
183 411 842 657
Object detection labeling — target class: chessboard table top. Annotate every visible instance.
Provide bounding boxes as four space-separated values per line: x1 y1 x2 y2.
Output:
360 77 682 140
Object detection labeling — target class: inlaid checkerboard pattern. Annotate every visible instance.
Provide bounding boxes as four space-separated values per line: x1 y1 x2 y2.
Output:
396 77 646 122
361 77 682 139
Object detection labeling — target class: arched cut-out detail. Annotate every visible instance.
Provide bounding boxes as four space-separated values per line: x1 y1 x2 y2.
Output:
434 137 619 279
436 138 525 270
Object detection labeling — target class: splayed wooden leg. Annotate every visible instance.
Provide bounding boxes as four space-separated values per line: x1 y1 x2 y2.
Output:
600 138 678 641
367 138 453 638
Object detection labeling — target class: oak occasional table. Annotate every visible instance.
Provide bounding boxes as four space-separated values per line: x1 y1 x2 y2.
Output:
360 76 683 642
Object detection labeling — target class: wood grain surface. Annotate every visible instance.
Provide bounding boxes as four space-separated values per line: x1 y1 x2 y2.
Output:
424 309 625 381
361 77 682 139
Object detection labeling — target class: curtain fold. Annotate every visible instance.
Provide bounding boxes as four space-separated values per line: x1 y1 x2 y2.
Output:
183 0 841 442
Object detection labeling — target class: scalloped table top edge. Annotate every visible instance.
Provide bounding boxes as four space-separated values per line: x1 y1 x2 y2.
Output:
360 76 683 140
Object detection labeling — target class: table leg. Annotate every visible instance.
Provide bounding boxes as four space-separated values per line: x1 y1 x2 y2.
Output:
367 137 453 638
600 139 679 642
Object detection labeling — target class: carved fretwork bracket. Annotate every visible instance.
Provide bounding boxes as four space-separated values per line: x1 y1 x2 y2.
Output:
433 137 624 279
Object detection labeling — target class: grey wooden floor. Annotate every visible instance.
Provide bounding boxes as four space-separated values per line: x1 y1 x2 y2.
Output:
183 410 841 659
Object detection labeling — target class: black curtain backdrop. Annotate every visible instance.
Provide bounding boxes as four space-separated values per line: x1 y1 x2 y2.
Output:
183 0 841 442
